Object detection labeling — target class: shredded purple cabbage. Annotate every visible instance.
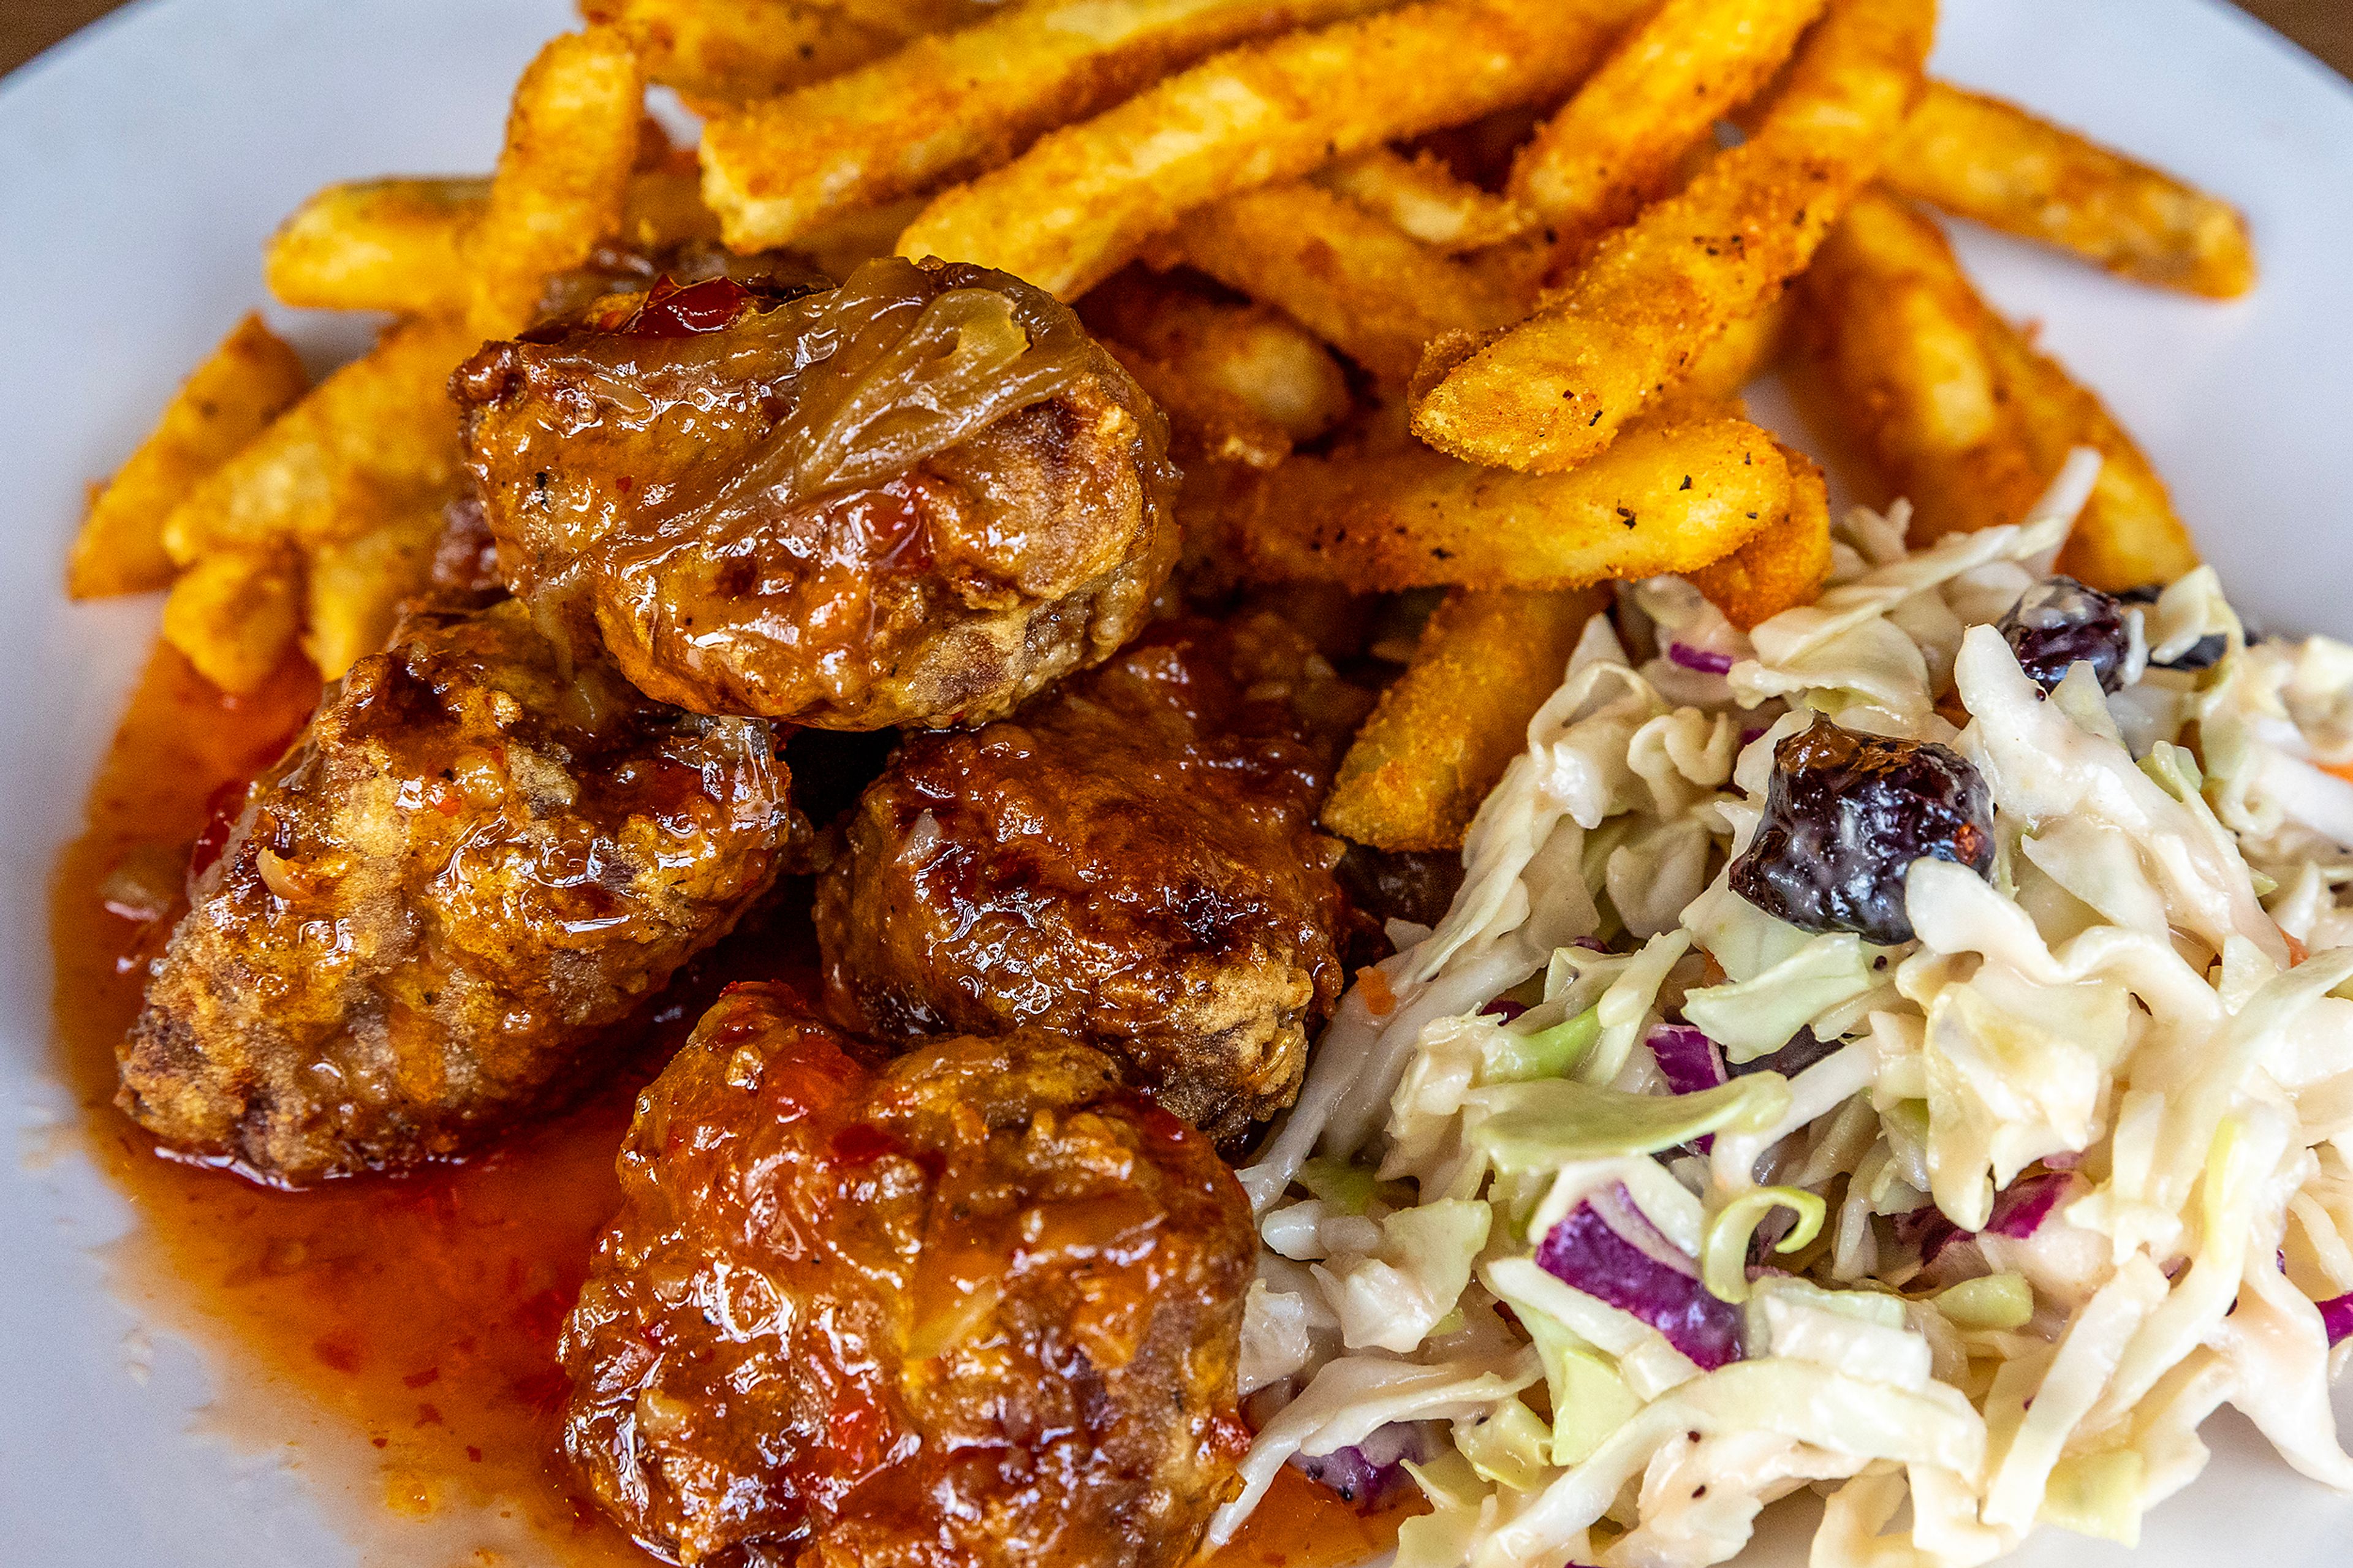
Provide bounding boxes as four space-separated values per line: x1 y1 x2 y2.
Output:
1669 642 1735 675
1647 1025 1727 1095
1897 1170 2081 1266
1985 1172 2075 1238
1286 1422 1427 1510
1536 1184 1744 1369
1482 998 1530 1023
2319 1292 2353 1346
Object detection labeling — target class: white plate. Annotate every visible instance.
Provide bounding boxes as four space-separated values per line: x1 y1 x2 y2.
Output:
3 1 2352 1564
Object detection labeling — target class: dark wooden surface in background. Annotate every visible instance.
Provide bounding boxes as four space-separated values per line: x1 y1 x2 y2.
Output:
4 0 2349 80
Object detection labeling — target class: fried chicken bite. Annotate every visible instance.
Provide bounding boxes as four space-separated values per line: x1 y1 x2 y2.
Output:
559 983 1252 1568
816 612 1370 1143
117 599 794 1183
456 256 1180 729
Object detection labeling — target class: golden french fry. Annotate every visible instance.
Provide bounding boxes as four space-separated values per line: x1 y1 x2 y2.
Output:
303 503 452 680
1238 412 1790 591
898 0 1650 298
703 0 1399 253
1102 343 1293 472
1686 442 1830 627
1315 146 1536 252
468 28 646 335
162 550 305 695
1976 311 2199 592
266 169 715 317
161 316 478 564
1323 586 1602 851
69 315 309 600
1884 81 2257 299
1411 0 1932 472
1083 275 1352 441
1152 182 1523 383
1794 188 2048 544
266 178 487 314
1795 189 2197 591
1508 0 1829 261
582 0 914 105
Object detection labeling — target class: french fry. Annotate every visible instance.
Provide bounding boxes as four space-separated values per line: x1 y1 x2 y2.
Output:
1976 310 2199 591
1794 188 2047 544
898 0 1651 298
162 550 305 695
161 316 478 564
1151 181 1523 383
1686 441 1830 627
1082 274 1352 440
1323 586 1602 850
1410 0 1932 472
68 315 309 599
1508 0 1830 261
1238 412 1791 591
266 178 487 314
1102 343 1294 472
265 169 717 317
582 0 914 106
304 503 452 680
1883 81 2257 299
1796 189 2198 590
468 28 646 336
1315 146 1536 252
701 0 1400 254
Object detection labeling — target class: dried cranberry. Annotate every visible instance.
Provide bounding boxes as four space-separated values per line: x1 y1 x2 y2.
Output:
1729 718 1994 945
1998 577 2130 692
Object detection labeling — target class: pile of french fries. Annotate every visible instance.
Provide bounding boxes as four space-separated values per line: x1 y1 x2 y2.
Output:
69 0 2254 857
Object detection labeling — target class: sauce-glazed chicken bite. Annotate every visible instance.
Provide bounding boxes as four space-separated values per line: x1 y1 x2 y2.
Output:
816 613 1368 1142
456 256 1180 729
559 983 1252 1568
117 600 794 1183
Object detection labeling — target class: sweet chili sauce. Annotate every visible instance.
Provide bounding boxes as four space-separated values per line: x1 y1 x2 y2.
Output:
49 642 1409 1568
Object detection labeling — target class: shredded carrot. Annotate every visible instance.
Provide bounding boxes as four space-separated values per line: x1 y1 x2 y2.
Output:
1357 968 1398 1017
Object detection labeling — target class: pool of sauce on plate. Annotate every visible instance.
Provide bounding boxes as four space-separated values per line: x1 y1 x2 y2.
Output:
50 643 1408 1568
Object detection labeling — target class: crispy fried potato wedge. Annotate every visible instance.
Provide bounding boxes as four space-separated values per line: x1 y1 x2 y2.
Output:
1316 146 1537 252
703 0 1400 252
303 502 452 680
162 550 305 695
898 0 1651 298
1411 0 1931 471
582 0 917 105
69 316 309 600
1687 441 1830 627
1797 190 2197 591
1884 81 2257 299
468 28 646 335
161 317 477 564
1083 275 1352 441
1240 412 1790 591
1794 188 2047 543
1976 311 2199 591
1324 586 1602 851
266 169 718 317
1508 0 1829 260
1152 181 1523 383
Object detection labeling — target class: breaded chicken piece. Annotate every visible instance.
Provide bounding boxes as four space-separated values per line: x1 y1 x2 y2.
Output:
456 256 1180 729
117 599 794 1183
560 983 1253 1567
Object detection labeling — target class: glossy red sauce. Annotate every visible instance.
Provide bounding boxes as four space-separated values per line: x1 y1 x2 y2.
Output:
50 642 1411 1567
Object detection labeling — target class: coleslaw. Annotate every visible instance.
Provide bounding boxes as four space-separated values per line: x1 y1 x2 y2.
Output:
1222 450 2353 1567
